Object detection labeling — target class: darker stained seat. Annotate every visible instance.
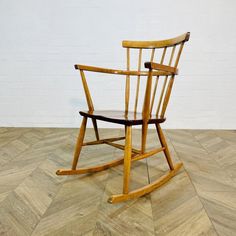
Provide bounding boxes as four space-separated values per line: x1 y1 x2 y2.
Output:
79 110 166 126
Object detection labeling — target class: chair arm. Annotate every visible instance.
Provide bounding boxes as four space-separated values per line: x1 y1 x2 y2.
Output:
144 62 178 75
74 64 172 76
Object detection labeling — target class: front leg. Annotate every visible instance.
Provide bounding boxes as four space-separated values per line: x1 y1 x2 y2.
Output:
123 125 132 194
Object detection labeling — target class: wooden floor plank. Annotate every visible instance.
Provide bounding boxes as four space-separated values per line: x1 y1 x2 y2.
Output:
146 129 217 235
167 129 236 236
0 127 235 236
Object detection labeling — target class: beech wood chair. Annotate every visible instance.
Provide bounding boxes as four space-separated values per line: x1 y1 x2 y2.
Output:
56 32 190 203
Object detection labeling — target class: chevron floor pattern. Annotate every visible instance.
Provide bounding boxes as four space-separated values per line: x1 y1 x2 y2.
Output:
0 127 235 235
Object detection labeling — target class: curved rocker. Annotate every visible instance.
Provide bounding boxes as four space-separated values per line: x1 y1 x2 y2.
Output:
56 157 125 175
56 33 190 204
56 120 184 204
108 162 183 203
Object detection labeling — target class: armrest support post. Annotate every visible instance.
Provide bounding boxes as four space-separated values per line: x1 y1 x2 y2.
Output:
80 70 94 111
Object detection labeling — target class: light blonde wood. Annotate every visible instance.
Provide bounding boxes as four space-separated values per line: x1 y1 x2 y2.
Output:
75 64 172 76
80 70 94 111
150 47 167 113
134 48 142 113
125 48 130 113
156 78 167 116
156 45 176 116
148 48 155 113
108 162 183 203
150 48 155 61
72 117 87 170
141 69 153 153
141 123 148 154
174 42 185 68
57 156 125 175
104 141 141 154
160 76 175 119
145 62 178 75
57 33 190 204
155 123 174 170
122 32 190 48
127 48 130 69
159 43 185 118
57 146 166 176
58 146 165 176
92 118 99 140
131 147 165 162
161 47 167 63
83 136 125 146
150 77 159 114
123 126 132 194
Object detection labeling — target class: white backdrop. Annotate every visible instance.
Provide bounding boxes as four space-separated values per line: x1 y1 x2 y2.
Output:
0 0 236 129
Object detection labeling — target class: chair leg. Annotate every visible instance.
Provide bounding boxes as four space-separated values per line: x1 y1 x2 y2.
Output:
155 123 174 170
56 116 125 176
72 117 87 170
92 118 99 140
123 125 132 194
141 122 148 154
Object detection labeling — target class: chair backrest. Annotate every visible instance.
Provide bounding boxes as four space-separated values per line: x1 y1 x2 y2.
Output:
122 32 190 119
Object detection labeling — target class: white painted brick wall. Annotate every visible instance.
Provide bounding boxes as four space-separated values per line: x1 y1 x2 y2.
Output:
0 0 236 129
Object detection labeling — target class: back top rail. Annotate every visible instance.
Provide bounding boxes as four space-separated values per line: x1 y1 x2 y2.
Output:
122 32 190 49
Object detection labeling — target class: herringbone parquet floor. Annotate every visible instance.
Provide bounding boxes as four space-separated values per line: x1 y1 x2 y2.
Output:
0 127 235 236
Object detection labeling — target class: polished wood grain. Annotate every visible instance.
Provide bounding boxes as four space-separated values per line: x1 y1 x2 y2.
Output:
83 136 125 146
72 117 87 170
122 32 190 48
150 47 166 113
58 33 190 203
75 64 173 76
156 45 176 116
125 48 130 113
104 141 141 154
131 147 164 162
80 70 94 111
134 48 142 113
79 110 166 126
109 163 183 203
141 67 153 153
156 123 174 170
57 157 125 175
144 62 178 75
123 126 132 194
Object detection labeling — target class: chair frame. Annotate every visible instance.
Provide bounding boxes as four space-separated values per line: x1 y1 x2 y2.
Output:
56 32 190 203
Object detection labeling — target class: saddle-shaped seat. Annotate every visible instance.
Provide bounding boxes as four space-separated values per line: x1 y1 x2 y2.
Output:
79 110 166 126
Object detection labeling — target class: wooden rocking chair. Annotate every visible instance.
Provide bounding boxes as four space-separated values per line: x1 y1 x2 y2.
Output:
56 32 190 203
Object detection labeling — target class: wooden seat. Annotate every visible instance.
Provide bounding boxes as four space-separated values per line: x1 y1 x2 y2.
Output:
56 32 190 203
80 110 166 125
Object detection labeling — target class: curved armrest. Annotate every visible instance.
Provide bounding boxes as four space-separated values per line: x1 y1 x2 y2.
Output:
144 62 178 75
74 64 172 76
